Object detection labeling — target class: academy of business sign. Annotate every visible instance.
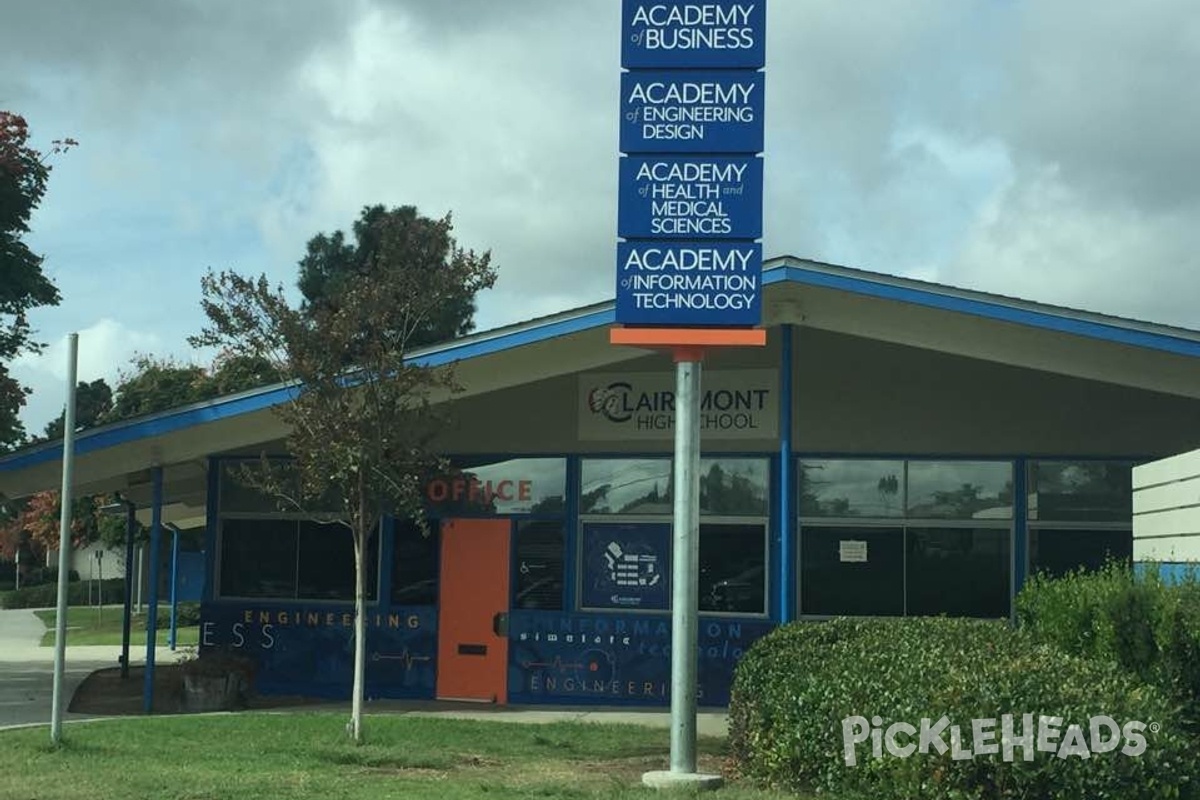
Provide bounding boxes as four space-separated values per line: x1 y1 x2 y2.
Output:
616 1 765 330
622 2 765 69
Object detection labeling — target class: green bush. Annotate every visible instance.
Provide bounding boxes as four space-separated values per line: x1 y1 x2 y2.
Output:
1016 561 1200 727
176 601 201 626
0 578 125 609
729 617 1199 800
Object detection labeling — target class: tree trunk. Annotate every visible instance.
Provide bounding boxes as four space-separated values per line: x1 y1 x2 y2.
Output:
349 484 367 744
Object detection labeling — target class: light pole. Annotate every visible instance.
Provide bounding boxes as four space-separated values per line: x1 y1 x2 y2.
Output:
164 522 181 650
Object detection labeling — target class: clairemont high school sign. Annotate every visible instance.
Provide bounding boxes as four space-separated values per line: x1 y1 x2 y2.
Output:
578 369 778 440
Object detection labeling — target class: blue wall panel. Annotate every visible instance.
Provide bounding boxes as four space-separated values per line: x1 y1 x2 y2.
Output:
199 603 437 700
506 610 773 707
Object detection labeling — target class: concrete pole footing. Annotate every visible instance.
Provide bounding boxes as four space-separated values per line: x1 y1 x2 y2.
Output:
641 770 724 791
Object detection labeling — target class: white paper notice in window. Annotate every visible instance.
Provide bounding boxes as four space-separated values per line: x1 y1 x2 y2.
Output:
839 540 868 563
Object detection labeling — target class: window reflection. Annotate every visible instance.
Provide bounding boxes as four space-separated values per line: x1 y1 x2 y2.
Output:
906 462 1013 520
799 460 904 517
429 457 567 515
700 459 768 516
582 457 769 516
581 459 672 515
1029 461 1133 522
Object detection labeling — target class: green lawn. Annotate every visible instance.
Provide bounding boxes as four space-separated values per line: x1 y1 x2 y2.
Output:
34 606 199 647
0 714 799 800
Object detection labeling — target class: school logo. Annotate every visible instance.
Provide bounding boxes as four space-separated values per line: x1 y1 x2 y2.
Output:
587 381 634 423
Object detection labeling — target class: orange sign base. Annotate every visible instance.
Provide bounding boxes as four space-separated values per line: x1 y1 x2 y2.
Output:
608 326 767 349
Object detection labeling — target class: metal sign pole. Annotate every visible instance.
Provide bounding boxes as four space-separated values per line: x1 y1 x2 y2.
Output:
50 333 79 745
669 354 702 774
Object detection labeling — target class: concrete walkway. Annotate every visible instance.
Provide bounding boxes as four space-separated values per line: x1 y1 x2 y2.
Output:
257 699 730 738
0 607 184 730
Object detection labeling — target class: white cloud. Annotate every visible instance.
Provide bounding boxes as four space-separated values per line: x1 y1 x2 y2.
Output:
10 319 168 434
948 165 1200 328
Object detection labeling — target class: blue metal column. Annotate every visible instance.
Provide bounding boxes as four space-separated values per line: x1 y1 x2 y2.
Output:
1011 457 1028 626
168 526 179 650
778 324 795 623
144 466 163 712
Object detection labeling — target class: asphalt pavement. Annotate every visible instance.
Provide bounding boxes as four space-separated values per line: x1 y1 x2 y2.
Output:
0 607 183 730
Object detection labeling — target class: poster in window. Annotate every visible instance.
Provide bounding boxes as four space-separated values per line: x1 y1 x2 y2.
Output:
581 523 670 610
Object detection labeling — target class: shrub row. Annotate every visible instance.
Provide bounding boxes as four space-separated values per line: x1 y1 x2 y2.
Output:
729 617 1198 800
1016 561 1200 729
0 577 125 609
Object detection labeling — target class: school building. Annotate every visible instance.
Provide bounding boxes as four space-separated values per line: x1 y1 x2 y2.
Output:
3 256 1199 706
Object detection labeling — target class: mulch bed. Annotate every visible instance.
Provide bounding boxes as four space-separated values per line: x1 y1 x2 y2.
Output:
68 665 326 715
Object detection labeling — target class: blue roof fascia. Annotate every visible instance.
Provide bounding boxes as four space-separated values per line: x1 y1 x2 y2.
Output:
0 385 299 472
767 265 1200 359
407 306 615 368
0 306 618 473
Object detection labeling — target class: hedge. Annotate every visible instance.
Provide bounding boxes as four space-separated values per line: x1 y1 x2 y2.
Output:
728 617 1199 799
0 578 126 609
1017 561 1200 730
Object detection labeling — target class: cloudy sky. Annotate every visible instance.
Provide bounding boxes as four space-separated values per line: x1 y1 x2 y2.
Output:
4 0 1199 435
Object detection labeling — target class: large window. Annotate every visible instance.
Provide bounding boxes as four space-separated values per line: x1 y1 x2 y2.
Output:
216 459 378 601
580 457 769 616
426 457 567 516
391 518 439 606
1028 460 1133 578
799 459 1013 619
801 526 904 616
581 457 768 516
218 518 379 601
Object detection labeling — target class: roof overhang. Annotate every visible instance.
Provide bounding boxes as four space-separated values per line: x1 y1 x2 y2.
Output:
3 257 1198 506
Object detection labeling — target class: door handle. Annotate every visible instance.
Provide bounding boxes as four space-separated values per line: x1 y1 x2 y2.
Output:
492 612 509 637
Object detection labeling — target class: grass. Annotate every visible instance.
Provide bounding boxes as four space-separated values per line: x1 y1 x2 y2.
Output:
34 606 199 647
0 714 802 800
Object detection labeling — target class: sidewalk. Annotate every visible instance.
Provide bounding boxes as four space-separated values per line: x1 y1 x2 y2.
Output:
0 607 187 664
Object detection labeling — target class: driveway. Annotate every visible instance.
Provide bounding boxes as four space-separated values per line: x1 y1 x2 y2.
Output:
0 607 182 730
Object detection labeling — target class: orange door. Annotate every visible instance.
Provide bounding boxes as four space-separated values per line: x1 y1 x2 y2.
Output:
436 518 510 703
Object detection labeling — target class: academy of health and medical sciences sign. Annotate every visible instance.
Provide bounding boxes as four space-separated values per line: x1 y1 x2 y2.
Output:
615 1 766 330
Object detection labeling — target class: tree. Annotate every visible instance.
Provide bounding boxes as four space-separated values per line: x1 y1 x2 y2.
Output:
97 352 281 427
0 490 125 558
0 111 74 451
298 205 483 349
100 355 217 423
42 378 113 439
190 205 496 743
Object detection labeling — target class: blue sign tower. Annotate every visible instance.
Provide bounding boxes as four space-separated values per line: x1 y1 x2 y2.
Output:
616 0 766 328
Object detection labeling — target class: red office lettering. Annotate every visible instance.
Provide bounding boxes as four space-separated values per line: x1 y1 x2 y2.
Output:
518 480 532 501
